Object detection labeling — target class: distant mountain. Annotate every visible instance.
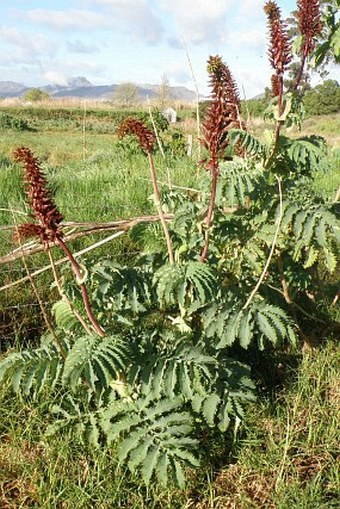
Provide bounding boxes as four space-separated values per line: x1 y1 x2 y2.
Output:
0 76 197 102
141 84 198 102
251 92 266 100
67 76 92 88
51 85 115 99
0 81 30 98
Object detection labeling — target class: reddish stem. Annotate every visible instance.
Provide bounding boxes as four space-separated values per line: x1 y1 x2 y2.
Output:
264 74 284 171
274 74 284 144
200 169 218 262
56 235 106 337
293 52 307 91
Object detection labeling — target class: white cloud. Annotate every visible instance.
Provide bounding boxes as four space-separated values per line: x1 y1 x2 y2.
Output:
24 2 164 45
43 58 105 80
0 25 56 73
237 0 265 17
226 28 267 50
26 9 110 31
161 0 233 45
0 25 55 55
161 0 266 49
0 53 37 68
163 60 192 85
90 0 164 44
67 40 99 54
43 71 68 86
231 59 272 99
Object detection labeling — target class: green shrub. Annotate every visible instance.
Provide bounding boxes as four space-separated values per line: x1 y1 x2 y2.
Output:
0 107 168 133
23 88 50 102
304 80 340 115
242 98 269 117
0 112 30 131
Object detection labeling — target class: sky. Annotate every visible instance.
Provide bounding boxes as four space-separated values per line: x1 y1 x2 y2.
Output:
0 0 338 98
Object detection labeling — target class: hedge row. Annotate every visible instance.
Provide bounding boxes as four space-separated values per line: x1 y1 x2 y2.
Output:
0 107 169 132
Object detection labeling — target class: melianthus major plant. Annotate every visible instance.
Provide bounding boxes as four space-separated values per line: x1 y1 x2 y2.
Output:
1 0 339 488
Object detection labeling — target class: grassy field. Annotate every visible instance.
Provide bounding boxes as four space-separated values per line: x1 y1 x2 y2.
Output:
0 106 339 508
0 107 339 339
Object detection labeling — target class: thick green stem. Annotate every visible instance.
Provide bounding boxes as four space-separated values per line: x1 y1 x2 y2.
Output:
47 248 93 336
274 75 284 144
276 251 292 304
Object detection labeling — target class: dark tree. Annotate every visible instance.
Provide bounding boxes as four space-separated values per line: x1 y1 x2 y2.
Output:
304 79 340 115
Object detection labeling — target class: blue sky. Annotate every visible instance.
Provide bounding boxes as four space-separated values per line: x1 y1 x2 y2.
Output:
0 0 338 98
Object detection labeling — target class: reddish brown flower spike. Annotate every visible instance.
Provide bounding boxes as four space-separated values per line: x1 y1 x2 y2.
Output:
271 74 280 97
264 1 292 75
117 118 156 154
297 0 322 56
201 55 242 172
13 147 63 244
13 223 44 243
207 55 241 120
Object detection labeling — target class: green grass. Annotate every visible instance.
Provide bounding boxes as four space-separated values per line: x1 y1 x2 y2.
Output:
0 341 338 508
302 114 340 150
0 108 339 342
224 343 339 509
312 150 340 201
0 130 115 165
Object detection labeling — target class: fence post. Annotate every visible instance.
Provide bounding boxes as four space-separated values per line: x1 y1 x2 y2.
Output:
187 134 193 158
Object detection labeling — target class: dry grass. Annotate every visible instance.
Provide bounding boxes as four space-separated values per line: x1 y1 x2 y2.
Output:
0 436 42 508
187 465 277 509
0 96 194 112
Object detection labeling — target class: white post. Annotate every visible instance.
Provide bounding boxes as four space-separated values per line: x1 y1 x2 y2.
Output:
187 134 193 157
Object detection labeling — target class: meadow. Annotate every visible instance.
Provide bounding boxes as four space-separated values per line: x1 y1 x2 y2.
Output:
0 103 339 508
1 106 339 342
0 105 197 343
